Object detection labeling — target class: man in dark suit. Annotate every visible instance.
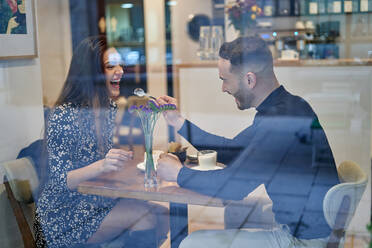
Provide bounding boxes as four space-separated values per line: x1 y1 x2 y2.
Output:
157 36 339 246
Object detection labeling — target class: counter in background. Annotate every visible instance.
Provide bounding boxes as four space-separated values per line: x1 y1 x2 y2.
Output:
173 59 372 70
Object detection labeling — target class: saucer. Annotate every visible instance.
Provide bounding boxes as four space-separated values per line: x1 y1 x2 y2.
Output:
189 165 223 171
137 162 224 171
186 154 198 163
136 162 157 172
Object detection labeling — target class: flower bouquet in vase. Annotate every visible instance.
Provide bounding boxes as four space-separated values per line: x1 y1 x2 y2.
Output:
226 0 263 37
129 100 176 189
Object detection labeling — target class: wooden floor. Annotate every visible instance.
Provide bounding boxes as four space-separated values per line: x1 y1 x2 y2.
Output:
344 235 371 248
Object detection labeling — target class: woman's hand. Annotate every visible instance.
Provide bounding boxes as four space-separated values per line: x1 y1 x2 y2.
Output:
101 149 133 173
67 148 133 190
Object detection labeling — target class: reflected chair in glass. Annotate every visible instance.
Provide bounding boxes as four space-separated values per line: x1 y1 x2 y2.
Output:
2 157 38 248
178 160 368 248
2 157 137 248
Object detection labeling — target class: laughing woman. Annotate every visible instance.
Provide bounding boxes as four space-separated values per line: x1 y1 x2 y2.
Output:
34 36 168 248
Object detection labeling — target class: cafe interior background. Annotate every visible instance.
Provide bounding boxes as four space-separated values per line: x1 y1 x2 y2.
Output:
0 0 371 247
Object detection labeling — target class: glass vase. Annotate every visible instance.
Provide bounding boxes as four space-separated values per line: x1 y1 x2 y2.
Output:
144 134 157 189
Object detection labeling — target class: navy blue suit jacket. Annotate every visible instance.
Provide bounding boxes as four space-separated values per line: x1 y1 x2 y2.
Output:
177 86 339 239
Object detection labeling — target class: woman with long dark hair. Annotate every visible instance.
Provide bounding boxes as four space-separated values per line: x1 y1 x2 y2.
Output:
34 36 168 248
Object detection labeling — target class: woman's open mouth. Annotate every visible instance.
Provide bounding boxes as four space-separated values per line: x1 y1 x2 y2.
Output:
110 79 120 89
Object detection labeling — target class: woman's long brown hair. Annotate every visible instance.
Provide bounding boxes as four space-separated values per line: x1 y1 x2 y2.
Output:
39 36 112 196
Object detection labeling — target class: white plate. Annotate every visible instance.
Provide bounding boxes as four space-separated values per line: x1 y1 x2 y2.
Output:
137 162 157 171
136 150 163 172
189 165 223 171
136 162 223 172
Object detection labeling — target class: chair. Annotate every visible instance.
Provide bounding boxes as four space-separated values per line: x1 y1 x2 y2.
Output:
2 157 39 248
323 160 368 248
179 161 368 248
2 157 130 248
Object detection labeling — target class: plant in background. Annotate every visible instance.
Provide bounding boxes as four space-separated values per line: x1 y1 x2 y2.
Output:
129 100 176 189
226 0 262 36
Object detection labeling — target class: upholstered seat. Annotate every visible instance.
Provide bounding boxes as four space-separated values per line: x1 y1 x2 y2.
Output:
2 157 38 248
321 161 368 248
2 157 130 248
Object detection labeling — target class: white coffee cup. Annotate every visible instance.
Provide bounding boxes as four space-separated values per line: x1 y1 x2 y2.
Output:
197 150 217 169
305 21 315 30
295 21 305 30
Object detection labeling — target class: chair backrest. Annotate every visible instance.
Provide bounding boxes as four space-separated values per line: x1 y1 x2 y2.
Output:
2 157 39 248
323 161 368 235
2 157 40 204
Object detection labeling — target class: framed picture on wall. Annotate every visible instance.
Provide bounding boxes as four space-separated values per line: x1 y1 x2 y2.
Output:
0 0 37 59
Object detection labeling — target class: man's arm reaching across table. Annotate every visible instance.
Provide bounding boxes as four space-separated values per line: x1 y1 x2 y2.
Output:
157 95 185 132
157 147 263 201
157 95 255 164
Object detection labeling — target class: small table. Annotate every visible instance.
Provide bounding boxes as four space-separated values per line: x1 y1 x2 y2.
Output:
78 146 229 248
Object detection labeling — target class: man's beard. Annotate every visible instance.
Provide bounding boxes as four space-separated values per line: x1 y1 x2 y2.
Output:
234 81 254 110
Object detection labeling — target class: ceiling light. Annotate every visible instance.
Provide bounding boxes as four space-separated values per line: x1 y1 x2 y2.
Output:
121 3 133 8
167 1 177 6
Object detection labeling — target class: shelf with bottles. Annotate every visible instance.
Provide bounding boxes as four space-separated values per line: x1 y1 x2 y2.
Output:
255 27 316 36
263 29 342 60
256 17 344 44
256 0 372 18
275 39 340 58
255 27 338 43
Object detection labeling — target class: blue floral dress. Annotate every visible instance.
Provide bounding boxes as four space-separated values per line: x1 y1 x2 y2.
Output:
35 101 119 247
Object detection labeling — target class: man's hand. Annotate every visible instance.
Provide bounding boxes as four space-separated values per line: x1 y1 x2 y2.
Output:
157 153 182 182
157 95 185 131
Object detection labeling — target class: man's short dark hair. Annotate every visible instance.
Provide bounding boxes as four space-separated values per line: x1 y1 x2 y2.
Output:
219 37 273 74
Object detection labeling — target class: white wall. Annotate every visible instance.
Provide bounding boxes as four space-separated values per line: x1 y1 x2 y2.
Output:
170 0 213 64
0 36 44 248
179 65 371 236
144 0 168 150
0 57 44 248
38 0 72 106
0 0 72 247
0 60 44 162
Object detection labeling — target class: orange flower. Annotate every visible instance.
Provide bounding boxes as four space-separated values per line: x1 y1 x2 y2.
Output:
251 5 257 12
251 14 256 20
